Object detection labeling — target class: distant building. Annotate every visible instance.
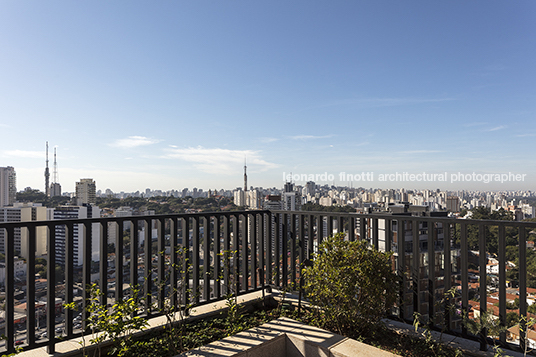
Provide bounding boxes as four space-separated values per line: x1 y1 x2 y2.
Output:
446 196 460 213
50 182 62 197
0 166 16 207
0 203 50 257
75 179 96 205
53 205 101 266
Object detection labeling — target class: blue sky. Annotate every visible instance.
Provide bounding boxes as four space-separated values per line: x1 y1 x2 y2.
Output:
1 1 535 193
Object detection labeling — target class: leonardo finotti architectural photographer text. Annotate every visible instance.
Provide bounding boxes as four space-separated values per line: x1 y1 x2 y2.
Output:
282 172 527 184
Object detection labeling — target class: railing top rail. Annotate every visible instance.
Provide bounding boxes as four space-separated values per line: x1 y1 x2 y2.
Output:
269 210 536 227
1 208 535 229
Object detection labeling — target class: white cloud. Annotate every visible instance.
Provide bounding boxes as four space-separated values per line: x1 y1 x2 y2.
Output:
487 125 507 132
399 150 444 154
288 134 335 140
2 150 43 158
164 146 278 174
110 136 161 149
0 124 10 128
259 137 279 143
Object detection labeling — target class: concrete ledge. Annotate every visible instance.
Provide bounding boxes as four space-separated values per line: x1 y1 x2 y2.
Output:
179 317 399 357
16 290 271 357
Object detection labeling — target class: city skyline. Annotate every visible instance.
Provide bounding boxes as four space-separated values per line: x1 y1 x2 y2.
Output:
1 1 535 192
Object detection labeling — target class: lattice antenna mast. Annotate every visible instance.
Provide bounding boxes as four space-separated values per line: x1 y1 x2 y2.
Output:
53 147 58 184
45 142 50 197
243 156 247 192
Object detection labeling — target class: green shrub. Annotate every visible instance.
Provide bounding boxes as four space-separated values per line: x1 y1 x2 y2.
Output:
304 233 398 335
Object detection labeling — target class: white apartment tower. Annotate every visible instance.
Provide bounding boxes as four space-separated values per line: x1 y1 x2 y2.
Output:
76 178 96 205
53 205 100 266
0 167 16 207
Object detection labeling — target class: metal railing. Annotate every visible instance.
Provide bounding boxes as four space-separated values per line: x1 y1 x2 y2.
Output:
0 209 535 354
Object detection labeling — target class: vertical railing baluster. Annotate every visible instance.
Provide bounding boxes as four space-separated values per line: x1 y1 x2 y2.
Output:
372 218 379 249
5 226 15 354
243 214 249 291
328 215 333 237
259 213 265 289
82 221 92 331
144 218 152 316
192 216 200 304
130 219 139 302
412 219 420 322
251 214 257 289
290 213 296 288
460 223 468 338
307 214 314 259
46 223 55 353
232 215 239 295
348 216 355 242
214 215 221 299
359 217 366 242
115 220 124 304
282 213 288 289
318 214 324 245
427 220 435 328
65 222 74 337
169 218 177 307
267 213 273 286
444 222 451 332
157 218 165 310
498 224 506 345
398 219 406 320
182 217 190 306
223 215 230 295
519 225 527 351
203 216 210 300
478 224 487 350
385 219 392 252
100 221 108 307
26 224 36 346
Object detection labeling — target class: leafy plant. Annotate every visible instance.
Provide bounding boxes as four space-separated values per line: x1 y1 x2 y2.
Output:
65 283 148 357
303 233 398 335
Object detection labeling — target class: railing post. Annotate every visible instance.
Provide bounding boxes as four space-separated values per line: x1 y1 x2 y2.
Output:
427 220 435 328
460 222 468 338
444 222 451 332
144 218 152 316
267 213 273 286
498 223 506 345
192 216 200 303
99 221 108 307
26 224 37 347
82 221 92 332
5 226 15 354
47 223 56 354
115 220 124 303
251 214 257 289
478 224 487 351
519 225 527 352
398 219 406 320
157 218 165 310
65 222 74 337
203 216 210 300
412 219 420 322
282 213 288 289
214 215 221 298
169 218 178 307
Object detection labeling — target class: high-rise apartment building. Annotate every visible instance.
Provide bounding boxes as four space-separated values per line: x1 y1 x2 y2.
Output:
0 167 16 207
0 203 50 258
75 178 96 205
53 205 100 266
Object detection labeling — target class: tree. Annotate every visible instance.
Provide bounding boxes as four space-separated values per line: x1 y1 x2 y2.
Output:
304 233 398 334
